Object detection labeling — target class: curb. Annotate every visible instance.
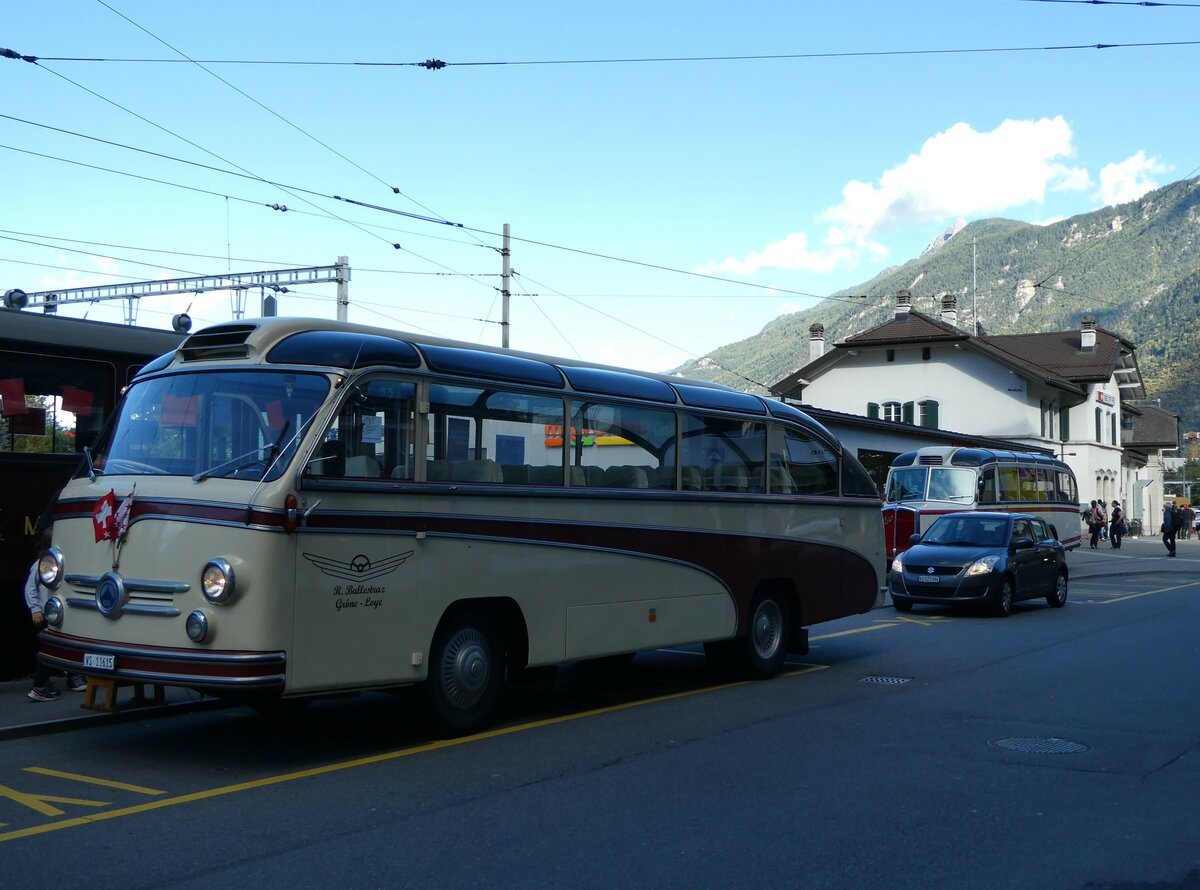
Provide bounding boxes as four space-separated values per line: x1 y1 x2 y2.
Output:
0 696 227 742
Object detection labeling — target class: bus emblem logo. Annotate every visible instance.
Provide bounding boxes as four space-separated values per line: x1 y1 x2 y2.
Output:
95 572 128 619
302 551 414 582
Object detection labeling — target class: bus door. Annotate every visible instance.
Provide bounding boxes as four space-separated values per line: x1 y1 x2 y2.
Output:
291 376 422 691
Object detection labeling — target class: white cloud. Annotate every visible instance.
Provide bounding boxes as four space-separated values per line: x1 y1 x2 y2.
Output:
699 116 1090 278
695 231 858 277
822 117 1087 240
1098 151 1169 206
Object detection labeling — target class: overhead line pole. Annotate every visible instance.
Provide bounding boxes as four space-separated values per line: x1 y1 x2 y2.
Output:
501 223 511 348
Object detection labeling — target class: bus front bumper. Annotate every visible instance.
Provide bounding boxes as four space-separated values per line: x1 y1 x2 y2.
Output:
38 631 287 690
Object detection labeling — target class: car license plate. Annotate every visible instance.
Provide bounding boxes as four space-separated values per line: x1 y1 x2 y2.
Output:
83 652 115 671
916 575 940 583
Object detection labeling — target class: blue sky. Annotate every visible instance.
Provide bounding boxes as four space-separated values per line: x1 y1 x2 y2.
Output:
2 1 1196 378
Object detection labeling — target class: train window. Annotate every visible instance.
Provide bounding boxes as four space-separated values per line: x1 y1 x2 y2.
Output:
0 350 113 455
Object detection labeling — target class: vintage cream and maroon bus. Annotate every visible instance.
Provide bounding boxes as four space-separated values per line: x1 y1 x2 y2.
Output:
882 446 1082 560
36 318 885 733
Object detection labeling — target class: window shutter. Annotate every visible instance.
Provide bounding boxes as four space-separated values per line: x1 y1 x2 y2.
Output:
922 400 939 429
867 402 879 419
1059 407 1070 441
902 401 914 424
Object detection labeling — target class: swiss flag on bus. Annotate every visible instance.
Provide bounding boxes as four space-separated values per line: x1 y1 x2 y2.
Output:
92 490 117 542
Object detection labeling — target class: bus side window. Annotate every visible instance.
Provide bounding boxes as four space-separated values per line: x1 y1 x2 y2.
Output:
681 414 763 493
998 466 1020 502
766 426 837 496
979 467 997 504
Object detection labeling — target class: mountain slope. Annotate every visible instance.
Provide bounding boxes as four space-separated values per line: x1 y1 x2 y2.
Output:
678 177 1200 434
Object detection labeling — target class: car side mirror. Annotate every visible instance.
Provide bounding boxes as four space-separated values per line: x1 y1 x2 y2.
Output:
909 533 921 545
1012 539 1035 551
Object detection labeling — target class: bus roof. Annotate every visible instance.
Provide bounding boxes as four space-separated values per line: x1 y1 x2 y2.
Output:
168 317 837 446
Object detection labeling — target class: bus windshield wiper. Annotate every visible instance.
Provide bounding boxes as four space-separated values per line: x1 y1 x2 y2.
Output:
193 447 272 483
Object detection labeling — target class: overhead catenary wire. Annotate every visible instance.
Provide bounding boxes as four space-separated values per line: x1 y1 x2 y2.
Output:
7 39 1200 69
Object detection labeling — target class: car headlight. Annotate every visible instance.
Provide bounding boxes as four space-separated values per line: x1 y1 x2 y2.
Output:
201 558 235 604
38 547 64 590
965 555 1001 576
43 596 64 627
890 556 904 573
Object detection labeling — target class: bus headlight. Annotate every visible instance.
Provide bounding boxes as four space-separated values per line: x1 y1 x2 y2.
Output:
38 548 64 590
201 558 235 604
44 596 64 627
186 610 210 642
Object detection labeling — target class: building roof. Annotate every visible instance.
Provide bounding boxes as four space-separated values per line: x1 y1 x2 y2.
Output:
1122 403 1180 450
772 309 1145 402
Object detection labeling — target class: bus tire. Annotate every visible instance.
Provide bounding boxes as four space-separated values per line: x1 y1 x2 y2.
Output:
423 608 504 736
707 589 790 680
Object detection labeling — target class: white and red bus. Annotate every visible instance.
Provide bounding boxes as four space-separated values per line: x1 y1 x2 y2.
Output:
883 446 1081 559
34 317 886 734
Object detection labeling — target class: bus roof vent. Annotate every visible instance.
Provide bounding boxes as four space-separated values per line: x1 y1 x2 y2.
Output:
917 455 944 466
179 323 258 361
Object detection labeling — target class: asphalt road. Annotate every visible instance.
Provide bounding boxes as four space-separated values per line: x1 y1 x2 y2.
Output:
1 562 1199 889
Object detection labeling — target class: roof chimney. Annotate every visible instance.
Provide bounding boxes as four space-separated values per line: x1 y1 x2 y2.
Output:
940 292 958 328
895 289 912 322
1081 315 1097 352
808 323 825 362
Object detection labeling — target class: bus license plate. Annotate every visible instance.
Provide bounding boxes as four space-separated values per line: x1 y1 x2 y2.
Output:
83 653 115 671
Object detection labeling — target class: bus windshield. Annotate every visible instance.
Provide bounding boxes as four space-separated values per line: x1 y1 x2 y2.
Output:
84 370 329 481
886 466 976 503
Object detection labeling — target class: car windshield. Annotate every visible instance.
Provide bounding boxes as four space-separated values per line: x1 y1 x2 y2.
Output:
921 515 1009 547
81 370 329 482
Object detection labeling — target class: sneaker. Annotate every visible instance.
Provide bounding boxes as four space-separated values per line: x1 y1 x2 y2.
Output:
68 675 88 692
27 687 60 702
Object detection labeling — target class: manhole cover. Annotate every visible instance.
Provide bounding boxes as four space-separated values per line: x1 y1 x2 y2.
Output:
988 737 1090 754
859 675 912 685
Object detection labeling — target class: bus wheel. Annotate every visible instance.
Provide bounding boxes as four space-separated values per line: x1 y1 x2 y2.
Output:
423 609 504 736
991 578 1014 617
707 589 790 679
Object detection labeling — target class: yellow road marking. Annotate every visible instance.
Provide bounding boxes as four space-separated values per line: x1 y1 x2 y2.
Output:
0 668 824 843
23 768 165 796
1100 579 1200 604
811 623 898 640
0 784 108 818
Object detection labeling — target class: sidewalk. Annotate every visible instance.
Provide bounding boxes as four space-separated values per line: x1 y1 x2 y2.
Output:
1065 527 1200 579
0 676 221 742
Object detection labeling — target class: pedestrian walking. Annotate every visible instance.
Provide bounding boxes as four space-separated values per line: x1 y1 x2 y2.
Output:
1109 500 1124 549
1162 503 1179 557
1097 499 1108 541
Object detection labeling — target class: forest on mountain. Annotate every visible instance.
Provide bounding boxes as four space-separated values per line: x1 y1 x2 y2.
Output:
677 177 1200 438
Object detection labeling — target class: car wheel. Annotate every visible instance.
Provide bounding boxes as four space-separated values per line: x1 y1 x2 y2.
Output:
422 608 504 736
991 577 1014 617
1046 571 1068 608
892 597 913 613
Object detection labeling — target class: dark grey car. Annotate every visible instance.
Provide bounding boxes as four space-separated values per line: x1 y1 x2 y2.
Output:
888 511 1068 617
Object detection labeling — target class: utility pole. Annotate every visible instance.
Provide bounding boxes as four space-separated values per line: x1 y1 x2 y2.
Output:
972 237 978 335
336 255 350 322
501 224 511 348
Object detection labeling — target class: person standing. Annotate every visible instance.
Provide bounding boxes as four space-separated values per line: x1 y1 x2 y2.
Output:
1162 503 1179 557
1109 500 1124 550
1087 499 1102 549
23 529 86 701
